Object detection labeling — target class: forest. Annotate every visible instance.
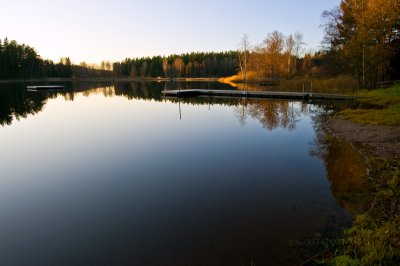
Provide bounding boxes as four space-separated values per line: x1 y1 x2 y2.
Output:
0 37 237 80
112 51 238 78
0 38 110 79
234 0 400 89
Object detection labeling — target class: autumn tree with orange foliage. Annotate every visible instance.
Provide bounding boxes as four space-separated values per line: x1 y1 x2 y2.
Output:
322 0 400 88
237 31 304 82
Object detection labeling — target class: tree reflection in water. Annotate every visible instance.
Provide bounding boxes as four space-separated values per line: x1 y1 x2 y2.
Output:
0 83 48 126
310 112 371 215
1 82 307 130
1 81 364 261
234 100 305 130
0 82 350 136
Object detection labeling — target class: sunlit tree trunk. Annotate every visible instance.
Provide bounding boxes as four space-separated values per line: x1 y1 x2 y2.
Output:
294 32 305 76
286 34 295 78
264 31 284 80
173 58 184 78
238 34 249 82
162 57 168 78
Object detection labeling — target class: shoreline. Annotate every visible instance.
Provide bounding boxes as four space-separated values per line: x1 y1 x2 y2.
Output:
323 117 400 264
326 118 400 161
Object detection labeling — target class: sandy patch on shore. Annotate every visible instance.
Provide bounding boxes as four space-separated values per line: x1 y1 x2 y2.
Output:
325 119 400 160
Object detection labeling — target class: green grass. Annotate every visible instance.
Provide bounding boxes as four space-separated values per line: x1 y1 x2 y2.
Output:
319 85 400 264
322 159 400 266
337 105 400 126
337 85 400 126
358 85 400 107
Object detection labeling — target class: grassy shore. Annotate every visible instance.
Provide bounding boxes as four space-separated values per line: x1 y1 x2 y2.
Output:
326 157 400 265
320 85 400 265
336 85 400 126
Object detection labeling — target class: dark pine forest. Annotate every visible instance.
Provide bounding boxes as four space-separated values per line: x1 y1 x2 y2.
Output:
0 37 238 80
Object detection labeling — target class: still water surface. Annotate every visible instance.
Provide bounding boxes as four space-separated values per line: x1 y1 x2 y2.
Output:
0 82 350 265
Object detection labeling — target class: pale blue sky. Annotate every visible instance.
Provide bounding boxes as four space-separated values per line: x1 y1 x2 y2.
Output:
0 0 340 64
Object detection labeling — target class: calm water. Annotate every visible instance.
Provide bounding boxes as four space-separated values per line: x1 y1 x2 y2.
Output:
0 82 352 265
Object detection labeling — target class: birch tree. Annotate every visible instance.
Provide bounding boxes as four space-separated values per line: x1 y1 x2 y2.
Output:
285 34 295 77
173 57 184 78
322 0 400 88
238 34 250 82
294 32 305 74
250 44 264 79
162 57 168 78
264 31 284 79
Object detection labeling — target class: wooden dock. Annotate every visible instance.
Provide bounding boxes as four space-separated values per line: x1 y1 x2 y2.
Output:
162 89 357 100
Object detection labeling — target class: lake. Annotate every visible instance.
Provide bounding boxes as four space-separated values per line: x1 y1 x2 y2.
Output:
0 81 353 265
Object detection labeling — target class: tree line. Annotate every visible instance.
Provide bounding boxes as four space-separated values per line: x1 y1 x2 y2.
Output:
235 0 400 89
321 0 400 88
112 51 238 78
237 32 308 81
236 31 348 83
3 0 400 90
0 38 238 80
0 38 111 79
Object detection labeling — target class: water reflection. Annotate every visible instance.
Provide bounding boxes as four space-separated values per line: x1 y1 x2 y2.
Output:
0 82 111 126
1 82 324 131
234 100 305 130
0 81 354 265
0 84 45 125
311 128 371 214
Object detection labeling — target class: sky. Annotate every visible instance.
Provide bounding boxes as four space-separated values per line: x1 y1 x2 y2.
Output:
0 0 340 64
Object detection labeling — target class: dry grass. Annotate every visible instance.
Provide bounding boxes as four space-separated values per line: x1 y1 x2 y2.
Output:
219 75 358 94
